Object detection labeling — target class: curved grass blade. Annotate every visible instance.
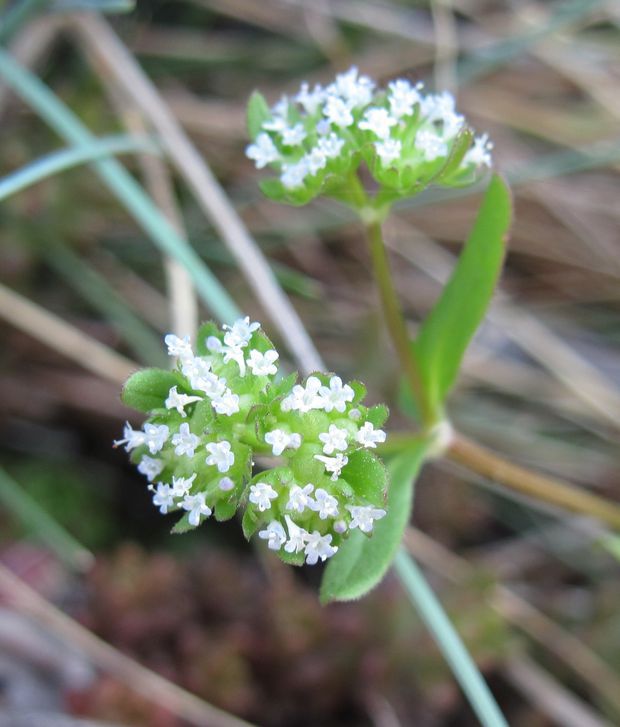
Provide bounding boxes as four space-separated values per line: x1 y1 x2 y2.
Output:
0 48 240 325
394 550 508 727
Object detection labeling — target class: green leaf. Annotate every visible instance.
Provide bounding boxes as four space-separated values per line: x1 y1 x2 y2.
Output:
242 507 260 540
435 128 475 184
171 512 194 534
247 90 271 138
121 368 179 412
367 404 389 428
412 174 511 412
215 499 238 522
195 321 220 355
320 443 427 603
341 449 388 506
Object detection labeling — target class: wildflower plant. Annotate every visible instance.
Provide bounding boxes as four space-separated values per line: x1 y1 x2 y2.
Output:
117 318 389 567
246 66 492 210
118 65 512 605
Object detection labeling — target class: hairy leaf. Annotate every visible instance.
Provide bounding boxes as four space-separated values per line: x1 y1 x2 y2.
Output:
320 443 427 603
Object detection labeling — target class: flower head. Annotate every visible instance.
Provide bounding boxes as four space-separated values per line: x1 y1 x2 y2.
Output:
116 318 389 569
246 68 491 207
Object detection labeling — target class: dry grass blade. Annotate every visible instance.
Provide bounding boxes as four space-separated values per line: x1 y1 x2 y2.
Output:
70 12 324 375
503 655 613 727
403 528 620 719
116 108 198 342
0 564 255 727
0 15 61 116
0 282 136 384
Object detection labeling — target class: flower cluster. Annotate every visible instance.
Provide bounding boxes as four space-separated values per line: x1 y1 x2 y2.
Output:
246 66 492 206
115 318 389 566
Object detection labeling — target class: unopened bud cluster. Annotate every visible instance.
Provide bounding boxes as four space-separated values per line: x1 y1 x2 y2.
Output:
246 66 492 206
115 318 389 566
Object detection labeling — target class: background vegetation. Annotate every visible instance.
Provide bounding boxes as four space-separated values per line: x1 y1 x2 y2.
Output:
0 0 619 725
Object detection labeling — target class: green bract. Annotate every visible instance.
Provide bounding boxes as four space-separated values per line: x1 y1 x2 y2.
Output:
115 317 390 567
246 67 493 207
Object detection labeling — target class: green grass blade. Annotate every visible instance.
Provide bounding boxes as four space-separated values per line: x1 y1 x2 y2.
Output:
0 47 240 325
0 0 47 44
394 550 508 727
0 134 158 201
412 175 512 415
0 466 94 571
320 442 427 603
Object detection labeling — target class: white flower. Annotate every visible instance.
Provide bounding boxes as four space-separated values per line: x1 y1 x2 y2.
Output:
164 333 193 360
172 422 200 457
281 123 306 146
206 335 222 352
171 473 196 498
264 429 302 456
319 424 349 455
312 488 339 519
222 345 246 376
375 138 402 166
323 95 354 128
165 386 202 417
114 422 146 452
282 376 324 412
182 492 212 526
356 422 386 449
194 371 227 399
442 111 465 139
347 505 386 533
151 483 175 514
284 515 308 553
316 118 331 135
281 159 309 189
205 440 234 473
295 82 326 114
247 349 279 377
464 133 493 168
304 147 327 176
421 91 456 123
218 476 235 491
249 482 278 512
314 453 348 480
388 79 422 118
319 376 354 413
333 519 348 534
137 455 164 481
246 132 280 169
212 390 240 416
262 96 289 132
143 423 169 454
415 129 447 161
304 531 338 565
286 483 315 514
317 132 345 159
328 66 374 108
348 408 361 420
223 316 260 347
359 107 397 140
258 521 287 551
181 356 213 390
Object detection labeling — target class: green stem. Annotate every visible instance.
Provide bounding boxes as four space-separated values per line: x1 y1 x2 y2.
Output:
365 218 435 426
394 549 508 727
